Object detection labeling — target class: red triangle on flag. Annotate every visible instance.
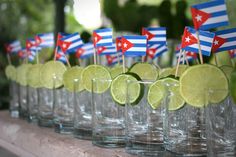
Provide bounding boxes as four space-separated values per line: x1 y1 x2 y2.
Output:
212 36 226 52
35 36 42 46
181 27 198 48
75 48 85 58
59 40 71 53
26 40 33 49
93 32 102 46
116 38 122 51
56 53 62 60
121 37 133 54
147 48 156 59
142 28 155 40
191 8 211 30
106 55 113 65
97 46 106 55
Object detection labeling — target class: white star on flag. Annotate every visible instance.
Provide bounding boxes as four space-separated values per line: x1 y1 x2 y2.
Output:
185 37 191 43
195 14 202 22
124 43 127 48
94 37 97 42
63 44 67 48
214 40 219 45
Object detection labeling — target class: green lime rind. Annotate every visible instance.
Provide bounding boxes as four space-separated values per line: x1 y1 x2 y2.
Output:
110 65 128 79
27 64 43 88
159 67 173 79
63 66 84 92
230 70 236 104
171 65 189 77
180 64 229 108
5 65 16 81
40 61 67 89
220 65 234 82
17 64 32 86
129 62 158 81
147 77 185 110
110 73 142 105
81 64 111 93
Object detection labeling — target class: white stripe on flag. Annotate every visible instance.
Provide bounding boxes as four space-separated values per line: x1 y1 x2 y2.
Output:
203 15 228 25
127 39 147 44
70 41 83 49
151 38 166 42
127 47 146 51
97 31 112 36
149 30 166 34
190 44 211 52
201 4 226 14
221 41 236 48
65 35 80 42
98 39 112 44
219 32 236 39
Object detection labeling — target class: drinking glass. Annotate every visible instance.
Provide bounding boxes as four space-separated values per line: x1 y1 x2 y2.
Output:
53 87 74 134
163 83 207 156
38 87 54 127
125 80 165 156
92 79 125 148
206 89 236 157
27 86 39 123
9 81 19 118
19 84 28 119
74 90 92 140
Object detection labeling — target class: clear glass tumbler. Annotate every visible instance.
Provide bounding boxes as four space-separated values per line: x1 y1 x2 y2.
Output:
92 79 125 148
163 84 207 156
19 84 28 119
9 81 19 118
206 90 236 157
27 86 39 123
53 87 74 134
74 90 92 140
125 80 165 156
38 87 54 127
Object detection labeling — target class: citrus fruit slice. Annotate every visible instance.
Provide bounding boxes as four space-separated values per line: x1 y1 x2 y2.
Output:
17 64 32 86
63 66 84 92
81 64 111 93
147 78 185 110
230 70 236 104
27 64 43 88
171 65 188 77
180 64 229 107
159 67 173 79
220 65 234 82
110 65 127 79
5 65 16 81
129 63 158 81
40 61 67 89
110 73 142 105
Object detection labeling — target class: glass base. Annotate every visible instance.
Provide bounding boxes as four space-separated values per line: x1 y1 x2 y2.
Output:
126 138 164 155
54 122 74 135
38 117 53 128
92 135 125 148
10 110 19 118
73 127 92 140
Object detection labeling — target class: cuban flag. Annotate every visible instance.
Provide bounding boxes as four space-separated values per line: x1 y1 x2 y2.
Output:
228 49 236 59
58 32 83 54
175 46 198 64
147 44 168 59
212 28 236 53
35 33 54 48
93 28 113 47
97 44 117 56
142 27 166 45
106 53 122 66
56 32 68 47
26 38 36 50
56 48 67 63
191 0 229 30
18 48 27 59
181 26 215 56
5 40 22 53
75 42 95 59
116 37 122 53
121 35 147 56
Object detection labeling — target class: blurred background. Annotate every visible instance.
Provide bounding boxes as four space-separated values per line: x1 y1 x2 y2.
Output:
0 0 235 109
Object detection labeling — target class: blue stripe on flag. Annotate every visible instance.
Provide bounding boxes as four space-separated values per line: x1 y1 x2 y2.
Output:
192 0 225 9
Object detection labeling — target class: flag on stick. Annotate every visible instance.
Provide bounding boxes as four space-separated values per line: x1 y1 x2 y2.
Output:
35 33 54 48
142 27 166 45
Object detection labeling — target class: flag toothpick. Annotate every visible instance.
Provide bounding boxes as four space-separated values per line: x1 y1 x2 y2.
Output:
196 31 204 64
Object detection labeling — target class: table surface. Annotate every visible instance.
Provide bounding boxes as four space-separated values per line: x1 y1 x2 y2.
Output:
0 111 136 157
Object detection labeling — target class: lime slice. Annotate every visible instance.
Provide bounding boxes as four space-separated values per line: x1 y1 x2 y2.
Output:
159 67 173 79
230 70 236 104
40 61 67 89
27 64 43 88
129 63 158 81
220 65 234 82
147 78 185 110
63 66 84 92
17 64 32 86
81 64 111 93
110 73 142 105
180 64 229 107
5 65 16 81
110 65 127 79
171 65 188 77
